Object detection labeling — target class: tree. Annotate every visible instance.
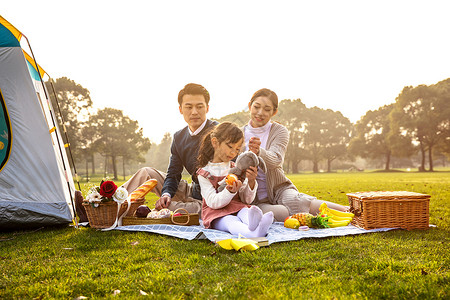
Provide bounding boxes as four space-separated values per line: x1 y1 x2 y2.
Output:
215 110 248 127
273 99 309 173
349 104 414 171
89 108 150 179
146 133 173 172
46 77 94 168
390 80 450 171
433 79 450 160
320 109 353 172
302 107 352 173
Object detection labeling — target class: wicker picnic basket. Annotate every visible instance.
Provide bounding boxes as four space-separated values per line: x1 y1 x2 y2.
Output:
122 208 199 226
347 191 430 230
82 199 145 229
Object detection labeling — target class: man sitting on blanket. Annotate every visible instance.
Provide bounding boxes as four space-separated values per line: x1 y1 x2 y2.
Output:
120 83 218 216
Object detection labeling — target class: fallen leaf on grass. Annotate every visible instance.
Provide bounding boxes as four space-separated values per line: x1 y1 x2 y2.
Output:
63 248 74 250
130 241 139 246
113 289 120 295
139 290 148 296
74 296 88 300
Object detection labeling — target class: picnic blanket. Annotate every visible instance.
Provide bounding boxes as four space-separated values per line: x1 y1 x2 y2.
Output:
115 222 398 245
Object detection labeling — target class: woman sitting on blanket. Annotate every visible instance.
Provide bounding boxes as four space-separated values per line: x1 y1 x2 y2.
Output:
244 88 350 221
196 122 274 237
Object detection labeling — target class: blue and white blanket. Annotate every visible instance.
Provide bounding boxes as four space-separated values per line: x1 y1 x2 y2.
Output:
115 222 398 245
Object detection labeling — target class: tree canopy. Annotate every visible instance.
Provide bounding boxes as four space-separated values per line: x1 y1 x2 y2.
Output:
390 79 450 171
88 107 150 179
349 104 414 171
48 76 449 177
46 77 93 161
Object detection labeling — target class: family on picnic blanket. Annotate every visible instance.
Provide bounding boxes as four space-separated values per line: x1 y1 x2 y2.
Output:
76 83 349 237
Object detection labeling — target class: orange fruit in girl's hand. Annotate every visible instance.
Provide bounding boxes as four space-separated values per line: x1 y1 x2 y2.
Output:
225 174 238 186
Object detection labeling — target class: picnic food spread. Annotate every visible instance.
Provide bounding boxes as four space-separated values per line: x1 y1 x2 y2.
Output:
135 205 151 217
284 217 300 229
284 203 354 230
290 213 330 228
319 203 354 227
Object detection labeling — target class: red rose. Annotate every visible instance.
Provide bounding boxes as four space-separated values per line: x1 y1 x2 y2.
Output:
99 181 118 198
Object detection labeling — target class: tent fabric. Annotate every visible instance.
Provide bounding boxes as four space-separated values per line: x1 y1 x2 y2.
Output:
0 16 21 47
0 15 74 229
0 90 12 172
23 50 46 79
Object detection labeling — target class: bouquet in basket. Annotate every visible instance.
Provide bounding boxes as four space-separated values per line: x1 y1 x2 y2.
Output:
86 180 128 207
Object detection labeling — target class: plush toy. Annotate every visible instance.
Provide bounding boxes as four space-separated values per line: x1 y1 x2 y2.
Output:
230 150 267 176
218 151 267 191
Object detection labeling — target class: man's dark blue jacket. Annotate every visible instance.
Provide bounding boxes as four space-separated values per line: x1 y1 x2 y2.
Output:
161 119 218 200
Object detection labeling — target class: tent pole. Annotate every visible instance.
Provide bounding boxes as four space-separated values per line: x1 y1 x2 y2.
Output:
49 80 82 192
23 35 79 227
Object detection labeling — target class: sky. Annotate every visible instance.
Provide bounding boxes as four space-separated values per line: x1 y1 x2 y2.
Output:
3 1 450 143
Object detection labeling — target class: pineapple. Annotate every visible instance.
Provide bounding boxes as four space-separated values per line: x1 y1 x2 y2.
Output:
291 213 329 228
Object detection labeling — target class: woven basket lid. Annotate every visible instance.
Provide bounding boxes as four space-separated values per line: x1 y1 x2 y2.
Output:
346 191 430 199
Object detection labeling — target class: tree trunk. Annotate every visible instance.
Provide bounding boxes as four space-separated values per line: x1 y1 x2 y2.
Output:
112 155 118 180
428 146 434 171
313 160 319 173
327 159 332 173
122 156 126 180
284 158 291 173
384 151 391 171
419 142 426 172
91 153 95 175
292 159 299 174
104 155 108 178
85 159 89 182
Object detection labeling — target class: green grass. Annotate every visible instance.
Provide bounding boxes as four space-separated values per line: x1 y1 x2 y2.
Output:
1 172 449 299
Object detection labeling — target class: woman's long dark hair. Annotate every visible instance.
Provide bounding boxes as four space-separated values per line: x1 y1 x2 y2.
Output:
197 122 243 168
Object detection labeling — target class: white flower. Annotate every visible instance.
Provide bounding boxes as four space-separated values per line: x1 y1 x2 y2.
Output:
113 187 129 202
86 191 101 203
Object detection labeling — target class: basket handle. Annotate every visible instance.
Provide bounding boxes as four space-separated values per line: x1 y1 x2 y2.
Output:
171 208 190 225
349 198 363 216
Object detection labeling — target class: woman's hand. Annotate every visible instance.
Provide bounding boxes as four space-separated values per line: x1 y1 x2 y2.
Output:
245 166 258 189
248 137 261 154
226 179 242 193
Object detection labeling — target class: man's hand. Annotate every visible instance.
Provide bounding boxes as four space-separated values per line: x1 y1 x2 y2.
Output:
155 195 171 210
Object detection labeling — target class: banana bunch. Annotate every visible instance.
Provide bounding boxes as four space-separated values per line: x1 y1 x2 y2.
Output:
319 203 354 228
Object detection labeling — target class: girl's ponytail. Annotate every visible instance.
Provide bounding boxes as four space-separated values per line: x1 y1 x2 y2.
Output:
197 129 215 168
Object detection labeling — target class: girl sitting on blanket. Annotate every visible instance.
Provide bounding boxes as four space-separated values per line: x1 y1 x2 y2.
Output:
196 122 274 237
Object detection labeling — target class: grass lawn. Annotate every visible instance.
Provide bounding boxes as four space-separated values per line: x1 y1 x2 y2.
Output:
1 172 449 299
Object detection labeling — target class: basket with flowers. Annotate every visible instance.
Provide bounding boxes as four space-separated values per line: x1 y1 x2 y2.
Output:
82 180 145 229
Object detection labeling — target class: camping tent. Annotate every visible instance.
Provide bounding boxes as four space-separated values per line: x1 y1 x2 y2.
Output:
0 15 76 229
